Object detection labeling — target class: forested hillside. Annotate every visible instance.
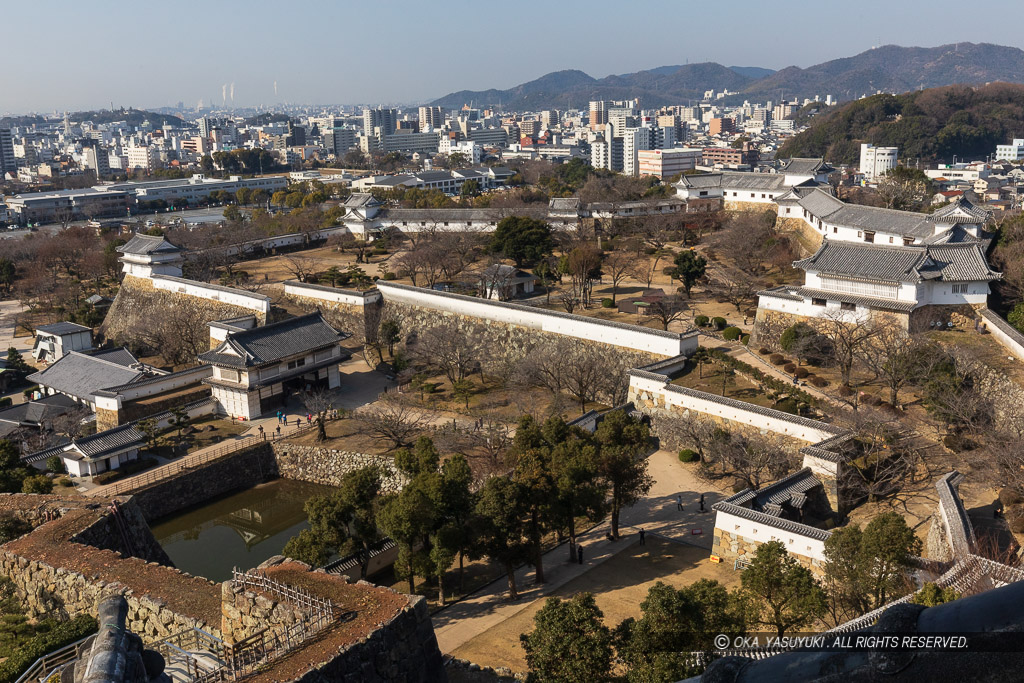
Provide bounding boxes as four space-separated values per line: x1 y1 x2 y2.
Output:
778 83 1024 164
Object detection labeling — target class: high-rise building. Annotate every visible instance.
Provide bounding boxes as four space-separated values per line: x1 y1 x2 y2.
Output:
589 100 607 129
637 148 702 179
82 146 110 178
286 122 306 146
709 118 735 135
995 138 1024 162
0 129 16 175
622 127 653 176
519 119 541 138
418 106 444 131
331 128 358 156
125 145 159 173
362 108 397 136
539 110 559 128
860 143 898 181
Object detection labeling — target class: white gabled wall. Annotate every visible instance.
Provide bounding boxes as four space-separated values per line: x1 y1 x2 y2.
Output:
151 276 271 315
716 510 828 562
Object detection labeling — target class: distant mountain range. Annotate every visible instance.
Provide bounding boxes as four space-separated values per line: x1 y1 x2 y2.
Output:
431 43 1024 110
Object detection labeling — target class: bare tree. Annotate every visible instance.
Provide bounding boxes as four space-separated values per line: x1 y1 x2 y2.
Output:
812 311 892 386
646 296 689 330
705 428 796 490
353 395 431 450
837 410 923 503
283 253 319 282
713 272 760 315
602 250 633 304
857 329 928 406
651 412 717 459
564 245 602 308
328 232 369 264
630 252 665 290
301 388 336 442
410 320 483 385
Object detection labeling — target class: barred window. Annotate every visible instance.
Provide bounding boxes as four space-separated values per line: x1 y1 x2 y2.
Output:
819 276 898 299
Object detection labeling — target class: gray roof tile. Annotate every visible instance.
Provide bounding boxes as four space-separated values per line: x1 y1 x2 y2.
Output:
119 234 182 255
35 322 91 336
27 350 149 402
198 312 343 369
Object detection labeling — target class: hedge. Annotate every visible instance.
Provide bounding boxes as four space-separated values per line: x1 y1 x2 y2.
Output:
795 367 810 379
601 298 614 308
783 363 797 374
0 615 97 683
721 327 741 341
678 449 698 463
707 348 819 408
711 317 727 330
694 315 709 327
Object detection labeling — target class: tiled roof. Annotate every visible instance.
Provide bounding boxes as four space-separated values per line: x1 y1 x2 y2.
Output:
89 347 141 367
780 158 834 176
23 423 144 464
119 234 181 255
795 188 845 216
675 173 724 189
815 203 933 237
35 322 91 336
795 240 999 284
756 286 804 302
480 264 535 280
795 241 927 282
344 193 380 207
930 195 990 224
720 172 790 191
26 350 149 402
198 312 343 369
711 501 833 542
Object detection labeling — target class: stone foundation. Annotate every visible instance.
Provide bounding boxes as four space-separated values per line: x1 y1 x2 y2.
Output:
908 304 981 334
101 275 269 350
724 200 778 213
712 528 824 575
751 308 808 348
283 292 382 345
775 216 822 254
270 443 404 493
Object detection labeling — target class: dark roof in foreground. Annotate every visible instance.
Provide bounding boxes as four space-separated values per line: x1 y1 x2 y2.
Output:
22 423 144 464
118 234 182 255
35 322 91 336
794 240 1000 283
26 350 148 401
198 312 344 369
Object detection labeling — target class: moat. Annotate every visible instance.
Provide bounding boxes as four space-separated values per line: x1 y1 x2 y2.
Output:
150 479 335 582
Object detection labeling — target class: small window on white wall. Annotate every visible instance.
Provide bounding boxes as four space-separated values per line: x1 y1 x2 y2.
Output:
951 283 968 294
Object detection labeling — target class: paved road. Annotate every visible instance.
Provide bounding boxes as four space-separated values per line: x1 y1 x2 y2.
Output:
431 449 727 652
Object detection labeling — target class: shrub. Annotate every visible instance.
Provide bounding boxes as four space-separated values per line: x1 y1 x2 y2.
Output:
999 487 1024 507
0 398 10 409
770 355 786 366
382 271 397 281
57 478 73 488
694 315 709 327
864 395 882 406
722 326 741 341
45 456 64 474
93 471 121 485
20 475 52 495
783 363 797 373
811 377 828 388
678 449 698 463
774 397 800 414
795 367 810 379
711 317 727 330
838 384 854 397
758 347 771 355
0 615 97 683
740 334 750 345
601 298 614 308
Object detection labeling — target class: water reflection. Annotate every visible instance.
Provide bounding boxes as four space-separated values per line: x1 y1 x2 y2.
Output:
150 479 335 582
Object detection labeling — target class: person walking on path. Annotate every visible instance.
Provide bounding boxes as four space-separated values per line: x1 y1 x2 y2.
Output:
276 425 281 438
258 425 264 440
639 528 646 545
577 544 584 565
699 494 705 513
677 494 684 511
295 418 301 429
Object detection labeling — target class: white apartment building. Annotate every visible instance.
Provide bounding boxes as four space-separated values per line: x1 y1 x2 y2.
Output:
622 127 653 176
637 148 701 179
859 143 898 181
125 145 160 172
995 138 1024 162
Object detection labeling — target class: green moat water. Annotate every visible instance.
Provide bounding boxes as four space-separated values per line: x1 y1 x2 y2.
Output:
150 479 335 582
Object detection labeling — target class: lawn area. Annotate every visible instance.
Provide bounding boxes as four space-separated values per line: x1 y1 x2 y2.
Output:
146 416 250 459
671 358 777 409
450 538 739 675
282 415 397 455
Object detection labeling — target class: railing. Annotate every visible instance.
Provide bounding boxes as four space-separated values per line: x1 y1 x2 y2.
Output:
88 416 325 498
14 635 93 683
90 435 259 497
231 568 336 621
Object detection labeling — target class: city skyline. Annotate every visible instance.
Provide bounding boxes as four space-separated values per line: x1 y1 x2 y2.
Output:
4 0 1024 114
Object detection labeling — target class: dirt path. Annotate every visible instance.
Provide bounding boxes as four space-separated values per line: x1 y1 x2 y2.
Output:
430 449 728 653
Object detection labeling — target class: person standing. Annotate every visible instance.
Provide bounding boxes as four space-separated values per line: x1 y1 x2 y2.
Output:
699 494 706 513
577 544 584 565
258 425 264 440
639 528 646 545
677 494 684 512
276 425 281 438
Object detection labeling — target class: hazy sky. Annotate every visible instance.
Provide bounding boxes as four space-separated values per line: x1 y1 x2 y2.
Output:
5 0 1024 113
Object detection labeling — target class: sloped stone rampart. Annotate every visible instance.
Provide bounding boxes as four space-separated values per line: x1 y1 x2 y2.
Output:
270 443 404 493
100 275 269 349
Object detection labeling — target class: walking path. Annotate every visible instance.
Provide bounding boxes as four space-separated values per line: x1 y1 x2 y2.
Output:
431 449 728 652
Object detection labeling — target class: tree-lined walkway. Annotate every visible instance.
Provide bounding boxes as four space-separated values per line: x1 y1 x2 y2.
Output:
431 449 727 653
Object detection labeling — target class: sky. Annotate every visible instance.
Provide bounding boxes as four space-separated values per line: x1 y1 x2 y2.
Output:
4 0 1024 114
